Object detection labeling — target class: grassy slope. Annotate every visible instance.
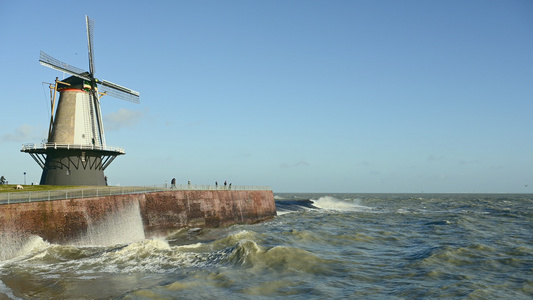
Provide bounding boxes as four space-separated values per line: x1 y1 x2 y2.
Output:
0 185 85 193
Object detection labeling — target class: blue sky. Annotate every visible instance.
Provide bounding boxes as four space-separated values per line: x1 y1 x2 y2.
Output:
1 0 532 193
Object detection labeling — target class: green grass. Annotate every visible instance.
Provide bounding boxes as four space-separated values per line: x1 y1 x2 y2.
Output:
0 185 87 193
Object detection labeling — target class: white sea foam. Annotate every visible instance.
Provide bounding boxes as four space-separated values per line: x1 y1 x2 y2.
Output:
275 209 293 216
0 234 49 262
311 196 374 212
177 242 204 249
276 206 315 216
18 236 50 258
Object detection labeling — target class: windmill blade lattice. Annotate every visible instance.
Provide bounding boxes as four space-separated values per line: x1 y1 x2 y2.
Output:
99 80 140 103
39 15 140 104
39 51 91 81
86 15 96 76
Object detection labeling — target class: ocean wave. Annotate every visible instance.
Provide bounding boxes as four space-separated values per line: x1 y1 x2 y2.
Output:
275 209 294 216
310 196 374 212
7 229 332 277
0 235 50 263
0 230 267 275
275 199 316 215
1 193 531 299
211 230 258 248
410 243 501 270
222 240 333 275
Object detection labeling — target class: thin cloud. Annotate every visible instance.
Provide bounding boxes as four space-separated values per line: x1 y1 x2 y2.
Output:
427 155 445 162
357 161 371 167
1 124 38 143
104 108 144 131
281 161 310 168
459 159 481 165
187 120 204 127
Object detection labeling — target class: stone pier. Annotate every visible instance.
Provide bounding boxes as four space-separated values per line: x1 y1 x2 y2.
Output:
0 189 276 245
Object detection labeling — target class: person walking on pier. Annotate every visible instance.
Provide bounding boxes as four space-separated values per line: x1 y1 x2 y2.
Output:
171 178 176 189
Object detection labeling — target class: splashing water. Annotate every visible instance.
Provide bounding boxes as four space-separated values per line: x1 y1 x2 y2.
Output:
0 201 146 262
75 201 146 246
310 196 374 212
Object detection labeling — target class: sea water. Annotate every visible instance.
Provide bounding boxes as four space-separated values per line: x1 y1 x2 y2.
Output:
0 193 531 299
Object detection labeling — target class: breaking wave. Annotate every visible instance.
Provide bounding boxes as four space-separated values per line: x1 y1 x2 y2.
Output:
1 228 334 279
310 196 374 212
275 199 316 215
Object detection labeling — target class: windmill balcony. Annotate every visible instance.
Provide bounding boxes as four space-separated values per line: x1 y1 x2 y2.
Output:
21 143 125 154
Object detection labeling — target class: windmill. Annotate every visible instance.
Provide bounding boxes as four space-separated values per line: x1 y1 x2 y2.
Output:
21 16 140 186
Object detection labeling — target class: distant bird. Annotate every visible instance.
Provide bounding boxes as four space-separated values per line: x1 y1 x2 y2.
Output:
525 184 529 188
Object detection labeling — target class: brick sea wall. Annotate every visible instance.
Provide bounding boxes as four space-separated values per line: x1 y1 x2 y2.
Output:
0 189 276 245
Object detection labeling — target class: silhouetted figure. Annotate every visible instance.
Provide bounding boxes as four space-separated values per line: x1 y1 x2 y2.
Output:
171 178 176 189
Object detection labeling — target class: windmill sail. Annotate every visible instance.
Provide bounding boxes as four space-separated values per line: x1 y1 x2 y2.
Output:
99 80 140 103
39 15 140 105
39 51 91 81
86 15 96 76
39 50 140 103
39 51 140 103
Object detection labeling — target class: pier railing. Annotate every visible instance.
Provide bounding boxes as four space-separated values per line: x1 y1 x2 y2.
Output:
0 184 271 205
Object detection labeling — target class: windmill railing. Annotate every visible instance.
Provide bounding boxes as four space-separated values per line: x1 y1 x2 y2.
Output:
0 185 271 205
21 143 125 154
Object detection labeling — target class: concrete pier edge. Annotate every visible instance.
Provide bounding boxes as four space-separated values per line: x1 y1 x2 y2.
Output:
0 189 277 245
